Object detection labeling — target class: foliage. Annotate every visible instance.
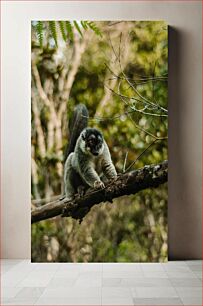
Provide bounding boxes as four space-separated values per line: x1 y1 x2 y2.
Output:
31 21 168 262
33 20 102 48
49 21 58 47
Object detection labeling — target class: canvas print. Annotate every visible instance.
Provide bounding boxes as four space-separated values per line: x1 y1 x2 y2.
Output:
31 21 168 262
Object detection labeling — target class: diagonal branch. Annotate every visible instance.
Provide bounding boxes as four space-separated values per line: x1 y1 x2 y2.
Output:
31 160 168 224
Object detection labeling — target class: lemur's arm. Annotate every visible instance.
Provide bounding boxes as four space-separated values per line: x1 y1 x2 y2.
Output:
102 142 117 179
79 163 104 189
64 153 75 198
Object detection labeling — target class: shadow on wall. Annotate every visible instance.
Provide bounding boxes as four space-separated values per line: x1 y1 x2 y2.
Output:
168 26 202 260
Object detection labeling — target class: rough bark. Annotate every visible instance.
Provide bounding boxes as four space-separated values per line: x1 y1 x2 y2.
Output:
31 160 168 224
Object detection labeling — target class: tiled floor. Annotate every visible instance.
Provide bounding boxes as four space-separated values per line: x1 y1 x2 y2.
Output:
1 260 202 305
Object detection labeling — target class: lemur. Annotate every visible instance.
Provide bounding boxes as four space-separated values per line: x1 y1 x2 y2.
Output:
64 104 117 200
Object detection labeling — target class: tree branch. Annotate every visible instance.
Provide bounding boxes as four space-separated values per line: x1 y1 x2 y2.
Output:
31 160 168 224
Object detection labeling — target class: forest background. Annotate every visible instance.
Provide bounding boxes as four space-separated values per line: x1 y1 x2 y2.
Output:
31 20 168 262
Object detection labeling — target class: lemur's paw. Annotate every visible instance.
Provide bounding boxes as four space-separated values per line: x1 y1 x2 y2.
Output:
77 185 86 197
94 180 105 189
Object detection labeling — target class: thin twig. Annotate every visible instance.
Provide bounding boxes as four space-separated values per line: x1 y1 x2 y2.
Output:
124 137 167 173
123 151 128 173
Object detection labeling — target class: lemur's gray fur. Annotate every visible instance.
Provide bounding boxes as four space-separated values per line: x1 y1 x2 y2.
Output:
64 104 117 200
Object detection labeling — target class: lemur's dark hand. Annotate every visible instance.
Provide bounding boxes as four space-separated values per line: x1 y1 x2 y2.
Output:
77 185 86 197
94 180 105 189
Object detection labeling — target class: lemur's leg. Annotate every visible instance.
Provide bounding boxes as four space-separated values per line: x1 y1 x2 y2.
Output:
64 180 75 201
64 153 75 200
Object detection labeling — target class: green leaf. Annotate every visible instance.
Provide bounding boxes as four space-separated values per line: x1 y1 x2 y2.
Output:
73 20 83 37
35 21 43 48
80 21 88 30
86 21 102 37
49 21 58 47
65 21 74 41
58 21 67 42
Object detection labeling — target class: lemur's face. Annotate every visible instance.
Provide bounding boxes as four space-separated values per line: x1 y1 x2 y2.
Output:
81 128 104 156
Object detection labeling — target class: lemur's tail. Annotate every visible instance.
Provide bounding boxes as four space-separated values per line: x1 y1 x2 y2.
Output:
64 104 88 161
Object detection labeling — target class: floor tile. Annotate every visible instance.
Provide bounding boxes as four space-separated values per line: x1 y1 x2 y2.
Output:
103 270 143 278
189 265 202 272
79 263 103 272
1 299 10 305
3 296 38 305
15 287 45 298
1 259 202 306
2 287 22 299
133 297 183 305
141 263 165 272
47 277 76 288
35 297 102 305
102 278 122 287
193 271 202 279
163 265 192 272
17 271 55 287
54 270 79 278
102 287 132 298
167 271 197 278
75 277 102 287
122 277 172 287
170 277 202 287
163 261 187 266
2 265 15 274
103 263 142 272
102 297 134 305
57 263 81 271
186 260 202 266
135 287 178 298
142 271 168 278
79 271 102 278
175 287 202 298
2 263 35 287
0 259 25 265
41 287 101 298
180 296 202 305
31 263 60 272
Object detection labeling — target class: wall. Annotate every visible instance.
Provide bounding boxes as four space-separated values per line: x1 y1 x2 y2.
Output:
1 1 202 259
